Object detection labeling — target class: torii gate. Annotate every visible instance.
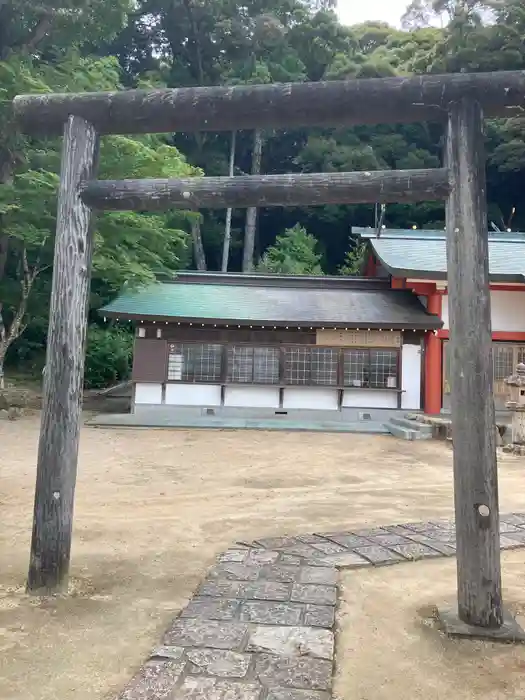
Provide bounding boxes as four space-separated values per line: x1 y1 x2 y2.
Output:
13 71 525 638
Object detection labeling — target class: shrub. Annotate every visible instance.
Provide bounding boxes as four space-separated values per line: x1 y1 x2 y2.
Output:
84 325 133 389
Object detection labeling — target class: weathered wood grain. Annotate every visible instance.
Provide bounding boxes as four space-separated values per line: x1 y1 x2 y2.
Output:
445 97 503 628
80 169 451 211
13 71 525 135
27 116 99 594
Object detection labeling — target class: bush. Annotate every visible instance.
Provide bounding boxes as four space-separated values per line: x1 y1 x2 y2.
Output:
257 224 324 275
84 326 133 390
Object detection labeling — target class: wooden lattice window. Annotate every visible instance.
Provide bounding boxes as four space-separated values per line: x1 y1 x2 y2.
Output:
167 343 222 382
227 346 280 384
343 349 399 389
369 349 399 389
283 347 338 386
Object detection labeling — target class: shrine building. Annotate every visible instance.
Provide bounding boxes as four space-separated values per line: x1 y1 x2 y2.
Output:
356 228 525 414
101 271 441 421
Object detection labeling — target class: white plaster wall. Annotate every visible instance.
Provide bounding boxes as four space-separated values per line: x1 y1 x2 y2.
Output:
282 387 338 410
401 343 422 410
442 291 525 332
165 383 222 406
134 382 162 405
342 390 397 409
224 386 279 408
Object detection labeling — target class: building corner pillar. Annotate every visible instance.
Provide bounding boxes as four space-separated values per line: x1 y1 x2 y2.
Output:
425 291 443 414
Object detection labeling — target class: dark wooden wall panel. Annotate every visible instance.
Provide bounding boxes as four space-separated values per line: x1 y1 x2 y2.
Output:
402 330 426 345
132 338 167 381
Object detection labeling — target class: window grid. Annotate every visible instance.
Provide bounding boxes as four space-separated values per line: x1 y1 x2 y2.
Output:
343 349 368 387
284 347 310 385
253 347 280 384
369 350 398 389
168 343 222 382
343 349 399 389
166 342 400 389
310 348 338 386
227 346 254 383
493 344 514 382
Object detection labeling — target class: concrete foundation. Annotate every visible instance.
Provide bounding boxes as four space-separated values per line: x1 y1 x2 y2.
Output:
438 607 525 643
87 405 408 433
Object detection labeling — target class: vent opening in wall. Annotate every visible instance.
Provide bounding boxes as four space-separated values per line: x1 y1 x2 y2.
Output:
205 408 215 416
275 411 288 416
359 412 372 421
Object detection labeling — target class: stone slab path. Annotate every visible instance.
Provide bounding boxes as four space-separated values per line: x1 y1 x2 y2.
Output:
117 513 525 700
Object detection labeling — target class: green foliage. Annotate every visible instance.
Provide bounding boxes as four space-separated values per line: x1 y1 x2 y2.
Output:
339 242 367 276
0 52 197 371
257 224 323 275
93 133 199 301
0 0 131 61
84 326 133 389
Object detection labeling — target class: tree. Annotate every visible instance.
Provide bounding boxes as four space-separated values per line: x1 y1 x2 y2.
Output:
243 128 264 272
0 54 198 375
222 130 236 272
0 0 134 377
257 223 323 275
401 0 492 28
84 325 134 389
339 240 367 276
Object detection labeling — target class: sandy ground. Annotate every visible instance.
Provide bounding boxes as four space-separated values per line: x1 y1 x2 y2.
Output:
336 551 525 700
1 414 525 700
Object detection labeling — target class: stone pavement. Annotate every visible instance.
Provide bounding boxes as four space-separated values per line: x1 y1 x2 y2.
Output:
117 513 525 700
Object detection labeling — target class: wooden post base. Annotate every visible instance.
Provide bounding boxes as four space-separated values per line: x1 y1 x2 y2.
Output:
438 607 525 643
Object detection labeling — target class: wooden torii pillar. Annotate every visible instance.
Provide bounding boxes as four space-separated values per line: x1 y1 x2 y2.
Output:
442 98 503 633
27 116 99 593
11 73 525 638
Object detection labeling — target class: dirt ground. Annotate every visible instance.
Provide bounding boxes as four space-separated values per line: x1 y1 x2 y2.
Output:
335 551 525 700
1 414 525 700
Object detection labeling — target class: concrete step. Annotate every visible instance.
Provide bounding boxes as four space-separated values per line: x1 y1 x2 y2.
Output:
390 416 433 435
385 422 418 441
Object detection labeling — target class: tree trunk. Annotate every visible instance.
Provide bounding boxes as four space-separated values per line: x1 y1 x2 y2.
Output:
181 0 205 86
221 130 236 272
243 129 263 273
191 216 207 271
445 97 503 628
27 115 99 595
0 247 37 389
0 235 8 281
0 146 13 287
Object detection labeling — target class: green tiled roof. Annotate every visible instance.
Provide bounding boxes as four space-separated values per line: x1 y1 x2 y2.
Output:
355 228 525 281
101 273 441 330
